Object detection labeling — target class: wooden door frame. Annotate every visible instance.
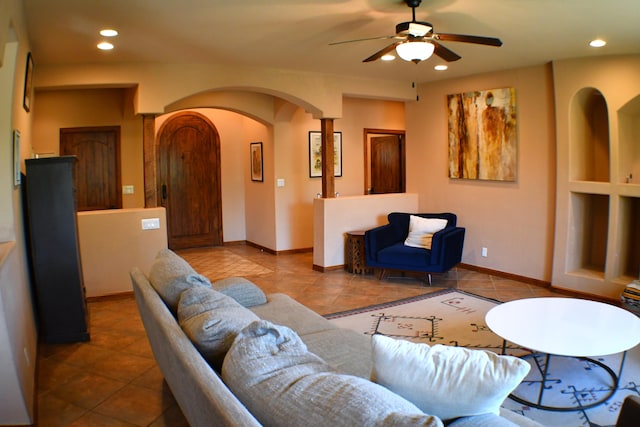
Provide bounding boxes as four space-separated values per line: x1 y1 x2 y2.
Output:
363 128 406 195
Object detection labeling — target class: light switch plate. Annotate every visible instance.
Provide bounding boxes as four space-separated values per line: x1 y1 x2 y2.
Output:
141 218 160 230
276 178 285 187
122 185 134 194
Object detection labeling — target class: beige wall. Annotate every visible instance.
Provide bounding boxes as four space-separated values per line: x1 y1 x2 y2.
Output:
0 0 38 424
271 97 406 251
552 55 640 298
407 64 557 281
32 88 144 208
77 208 167 297
35 62 416 118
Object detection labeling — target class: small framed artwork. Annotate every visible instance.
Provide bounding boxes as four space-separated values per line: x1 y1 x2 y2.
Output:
23 52 34 113
308 131 342 178
13 130 21 186
250 142 263 182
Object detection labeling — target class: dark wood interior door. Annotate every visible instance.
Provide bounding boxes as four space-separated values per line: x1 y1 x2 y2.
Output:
370 134 405 194
60 126 122 211
157 112 223 250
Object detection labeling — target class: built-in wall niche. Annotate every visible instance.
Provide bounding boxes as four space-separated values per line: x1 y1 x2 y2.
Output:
570 88 610 182
567 192 609 277
617 95 640 185
617 196 640 279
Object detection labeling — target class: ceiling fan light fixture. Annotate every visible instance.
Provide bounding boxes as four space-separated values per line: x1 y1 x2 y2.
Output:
396 41 434 63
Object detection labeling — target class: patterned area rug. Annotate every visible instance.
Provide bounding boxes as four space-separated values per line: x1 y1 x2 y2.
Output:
325 289 640 427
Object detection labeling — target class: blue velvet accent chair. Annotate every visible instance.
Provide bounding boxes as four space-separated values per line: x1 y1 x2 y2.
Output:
364 212 466 285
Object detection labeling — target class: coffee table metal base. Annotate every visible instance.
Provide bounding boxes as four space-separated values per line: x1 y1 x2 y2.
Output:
510 352 623 412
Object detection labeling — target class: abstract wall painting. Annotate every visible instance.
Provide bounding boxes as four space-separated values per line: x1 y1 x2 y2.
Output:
250 142 263 182
447 87 517 181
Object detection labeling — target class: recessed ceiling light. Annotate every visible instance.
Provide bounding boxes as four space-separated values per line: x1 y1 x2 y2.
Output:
381 54 395 61
97 41 114 50
589 39 606 48
434 64 448 71
100 29 118 37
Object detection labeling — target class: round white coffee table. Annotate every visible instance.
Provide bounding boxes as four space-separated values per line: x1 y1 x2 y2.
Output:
486 297 640 411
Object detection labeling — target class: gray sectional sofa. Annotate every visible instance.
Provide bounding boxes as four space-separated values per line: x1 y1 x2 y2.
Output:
130 250 542 426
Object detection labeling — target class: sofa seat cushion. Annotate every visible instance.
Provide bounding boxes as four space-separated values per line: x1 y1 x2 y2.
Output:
148 249 212 312
301 328 372 379
371 335 530 421
377 243 432 268
250 293 337 336
222 320 443 427
178 286 259 369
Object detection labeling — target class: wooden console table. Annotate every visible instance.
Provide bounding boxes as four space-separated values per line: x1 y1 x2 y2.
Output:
345 230 372 274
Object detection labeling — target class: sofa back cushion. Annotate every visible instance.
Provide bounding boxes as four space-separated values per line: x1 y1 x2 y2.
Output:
148 249 211 313
222 320 443 427
178 286 259 369
212 277 267 307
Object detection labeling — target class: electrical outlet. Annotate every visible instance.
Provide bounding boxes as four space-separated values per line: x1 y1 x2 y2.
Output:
481 247 488 257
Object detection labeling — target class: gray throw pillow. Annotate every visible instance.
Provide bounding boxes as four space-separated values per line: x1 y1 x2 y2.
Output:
221 320 443 427
178 286 259 369
148 249 211 312
212 277 267 307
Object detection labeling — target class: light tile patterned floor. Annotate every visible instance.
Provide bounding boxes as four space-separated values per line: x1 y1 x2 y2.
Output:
36 244 564 426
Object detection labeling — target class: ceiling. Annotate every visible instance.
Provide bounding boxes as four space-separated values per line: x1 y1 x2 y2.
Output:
23 0 640 85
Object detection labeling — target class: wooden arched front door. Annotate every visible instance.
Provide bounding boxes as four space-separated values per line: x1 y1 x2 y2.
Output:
157 112 223 249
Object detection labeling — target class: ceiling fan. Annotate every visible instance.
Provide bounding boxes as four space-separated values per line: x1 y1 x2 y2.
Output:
331 0 502 64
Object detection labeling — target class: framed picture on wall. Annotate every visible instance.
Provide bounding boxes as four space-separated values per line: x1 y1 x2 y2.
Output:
13 130 21 186
308 131 342 178
447 87 517 181
250 142 263 182
23 52 34 113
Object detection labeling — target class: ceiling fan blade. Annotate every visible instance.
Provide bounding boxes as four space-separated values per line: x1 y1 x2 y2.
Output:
363 41 403 62
436 33 503 47
329 35 397 46
433 41 461 62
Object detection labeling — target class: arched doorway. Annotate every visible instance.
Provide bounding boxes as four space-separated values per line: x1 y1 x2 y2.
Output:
157 112 223 249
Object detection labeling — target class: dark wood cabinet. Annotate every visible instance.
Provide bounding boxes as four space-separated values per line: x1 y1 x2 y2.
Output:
24 156 89 343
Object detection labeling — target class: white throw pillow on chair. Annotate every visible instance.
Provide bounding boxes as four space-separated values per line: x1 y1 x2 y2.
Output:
404 216 448 249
